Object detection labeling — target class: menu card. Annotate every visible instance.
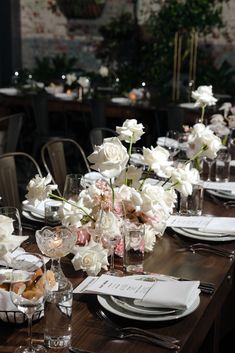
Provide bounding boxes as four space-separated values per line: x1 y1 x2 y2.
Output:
167 215 235 235
166 216 211 229
73 274 200 310
73 274 154 299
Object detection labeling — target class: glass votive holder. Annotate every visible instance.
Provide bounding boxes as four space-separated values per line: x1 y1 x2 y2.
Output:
44 200 63 226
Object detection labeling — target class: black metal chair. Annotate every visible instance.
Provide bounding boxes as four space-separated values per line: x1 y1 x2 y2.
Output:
89 127 118 150
0 113 24 153
41 138 91 195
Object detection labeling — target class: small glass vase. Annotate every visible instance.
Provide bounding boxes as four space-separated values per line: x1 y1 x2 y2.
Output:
179 184 204 216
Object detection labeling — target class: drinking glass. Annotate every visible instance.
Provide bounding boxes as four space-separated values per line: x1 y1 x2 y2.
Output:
123 221 145 273
9 252 47 353
0 206 22 235
63 174 84 202
215 148 231 182
35 226 77 291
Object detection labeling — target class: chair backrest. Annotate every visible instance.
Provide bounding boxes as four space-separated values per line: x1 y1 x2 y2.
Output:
0 152 42 210
0 113 24 153
89 127 118 150
41 138 91 195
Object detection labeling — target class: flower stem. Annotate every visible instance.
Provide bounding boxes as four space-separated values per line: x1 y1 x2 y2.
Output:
109 178 115 208
48 193 95 222
200 104 206 123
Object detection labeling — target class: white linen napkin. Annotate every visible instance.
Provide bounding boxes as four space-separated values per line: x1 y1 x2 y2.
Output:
22 199 46 217
0 289 44 323
200 217 235 235
134 280 200 310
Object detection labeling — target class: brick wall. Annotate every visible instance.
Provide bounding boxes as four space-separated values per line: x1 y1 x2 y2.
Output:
20 0 235 71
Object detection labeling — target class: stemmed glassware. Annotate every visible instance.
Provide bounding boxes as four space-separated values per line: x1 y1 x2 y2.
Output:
9 252 47 353
35 226 77 290
203 157 215 181
63 174 84 202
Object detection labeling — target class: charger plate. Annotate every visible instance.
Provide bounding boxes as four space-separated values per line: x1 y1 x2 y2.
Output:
97 295 200 322
172 227 235 242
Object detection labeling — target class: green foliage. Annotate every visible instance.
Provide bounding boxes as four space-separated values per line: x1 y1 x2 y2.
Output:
96 0 231 97
32 54 77 84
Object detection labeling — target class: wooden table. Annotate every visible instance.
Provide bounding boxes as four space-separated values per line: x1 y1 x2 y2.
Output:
0 192 235 353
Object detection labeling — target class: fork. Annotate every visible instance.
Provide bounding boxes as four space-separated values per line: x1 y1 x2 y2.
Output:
107 328 180 350
95 307 180 346
171 233 234 258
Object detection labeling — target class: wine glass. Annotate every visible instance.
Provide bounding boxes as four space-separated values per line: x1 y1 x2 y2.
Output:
35 226 77 291
164 131 180 160
9 252 47 353
0 206 22 235
63 174 84 202
203 157 215 181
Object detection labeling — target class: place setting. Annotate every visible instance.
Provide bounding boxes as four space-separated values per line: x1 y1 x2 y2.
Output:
74 273 201 324
167 215 235 243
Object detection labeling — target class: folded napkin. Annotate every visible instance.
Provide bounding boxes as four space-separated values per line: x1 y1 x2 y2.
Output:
22 199 46 217
134 280 200 310
130 153 145 165
157 137 179 149
0 289 44 323
201 217 235 235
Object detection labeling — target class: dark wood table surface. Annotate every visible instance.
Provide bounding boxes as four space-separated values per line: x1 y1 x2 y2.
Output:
1 191 235 353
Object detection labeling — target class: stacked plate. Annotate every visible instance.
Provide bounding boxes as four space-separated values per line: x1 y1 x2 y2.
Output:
22 200 45 223
97 275 200 322
207 189 235 200
172 226 235 242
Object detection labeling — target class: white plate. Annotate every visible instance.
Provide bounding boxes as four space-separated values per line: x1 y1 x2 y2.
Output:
0 87 18 95
97 295 200 322
22 210 44 223
178 102 199 110
110 296 178 316
111 97 131 104
172 227 235 242
207 189 235 200
55 92 77 100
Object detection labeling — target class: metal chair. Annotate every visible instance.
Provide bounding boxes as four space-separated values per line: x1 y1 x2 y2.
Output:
89 127 118 150
0 113 24 153
0 152 42 210
41 138 91 195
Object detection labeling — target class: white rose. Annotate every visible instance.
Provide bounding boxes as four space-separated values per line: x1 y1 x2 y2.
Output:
65 73 77 86
187 123 222 159
143 146 172 176
208 123 230 138
116 119 145 143
96 211 120 238
115 184 143 208
115 165 142 188
210 114 225 124
144 224 156 252
219 102 232 117
26 174 58 205
0 215 14 237
191 85 217 107
72 239 109 276
99 65 109 77
88 137 129 178
140 184 175 213
170 163 200 197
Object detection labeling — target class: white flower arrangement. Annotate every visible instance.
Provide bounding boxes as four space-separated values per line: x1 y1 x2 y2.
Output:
26 116 222 276
191 85 217 123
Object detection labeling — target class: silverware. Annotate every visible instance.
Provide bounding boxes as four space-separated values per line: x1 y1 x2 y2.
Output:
95 307 180 349
106 328 180 350
171 233 234 258
69 347 94 353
